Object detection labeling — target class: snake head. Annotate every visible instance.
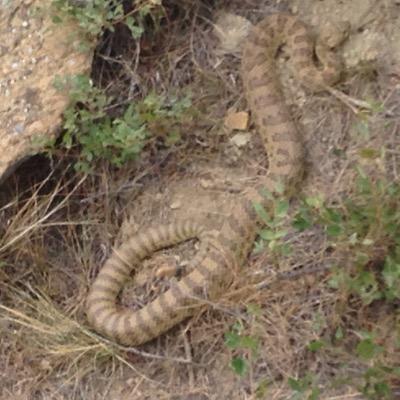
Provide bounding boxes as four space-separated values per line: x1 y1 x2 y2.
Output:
315 20 350 86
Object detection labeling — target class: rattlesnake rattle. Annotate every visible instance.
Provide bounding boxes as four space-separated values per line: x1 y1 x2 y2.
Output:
86 13 346 345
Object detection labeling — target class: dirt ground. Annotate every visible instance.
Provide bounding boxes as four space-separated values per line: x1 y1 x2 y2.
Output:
0 0 399 399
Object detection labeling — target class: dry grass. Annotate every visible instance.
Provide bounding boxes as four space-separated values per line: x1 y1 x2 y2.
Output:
1 0 400 399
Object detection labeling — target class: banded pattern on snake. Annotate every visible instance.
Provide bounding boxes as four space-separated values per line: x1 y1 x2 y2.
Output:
86 13 343 345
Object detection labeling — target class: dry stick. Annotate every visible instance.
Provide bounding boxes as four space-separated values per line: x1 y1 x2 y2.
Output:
99 333 206 366
183 332 195 388
255 259 343 291
0 174 87 253
325 86 374 114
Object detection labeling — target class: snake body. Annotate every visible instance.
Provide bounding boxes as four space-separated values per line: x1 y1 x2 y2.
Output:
86 14 342 345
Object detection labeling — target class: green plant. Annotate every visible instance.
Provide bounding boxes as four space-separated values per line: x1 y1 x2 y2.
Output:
253 183 292 257
291 337 398 400
352 332 399 400
255 167 400 397
256 167 400 304
299 170 400 304
53 74 192 172
224 304 262 377
295 170 400 395
360 365 399 400
224 322 258 376
288 374 320 400
51 0 163 42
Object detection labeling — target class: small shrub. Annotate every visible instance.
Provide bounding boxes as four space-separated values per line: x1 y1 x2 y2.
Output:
51 0 163 42
253 183 292 257
288 374 320 400
256 168 400 305
53 74 192 172
255 167 400 397
224 306 260 377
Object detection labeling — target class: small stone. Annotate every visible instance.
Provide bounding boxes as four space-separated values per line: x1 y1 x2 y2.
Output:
14 123 25 135
224 111 249 131
214 12 252 54
230 132 252 148
155 264 178 279
170 200 182 209
40 359 51 370
200 179 211 188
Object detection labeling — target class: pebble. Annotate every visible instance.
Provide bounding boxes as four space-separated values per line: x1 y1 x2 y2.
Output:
170 200 182 209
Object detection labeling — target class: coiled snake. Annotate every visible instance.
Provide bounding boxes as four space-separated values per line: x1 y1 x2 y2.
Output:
86 14 344 345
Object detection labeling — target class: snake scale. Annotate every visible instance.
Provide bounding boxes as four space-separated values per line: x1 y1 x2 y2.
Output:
86 13 343 345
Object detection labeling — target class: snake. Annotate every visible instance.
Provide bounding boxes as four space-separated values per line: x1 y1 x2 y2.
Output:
86 13 344 346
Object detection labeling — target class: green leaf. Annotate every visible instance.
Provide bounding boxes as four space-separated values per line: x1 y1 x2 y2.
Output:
246 303 262 317
259 228 288 241
288 377 304 392
240 335 258 353
305 195 324 209
292 213 312 231
275 200 289 218
335 326 344 341
230 357 248 376
367 99 385 113
52 15 63 24
356 338 383 360
326 224 342 237
352 271 381 305
323 207 342 224
373 382 392 398
257 186 273 200
309 387 320 400
256 378 269 398
125 16 144 39
278 243 292 256
332 147 346 158
253 203 271 225
382 257 400 300
356 120 370 138
273 181 285 194
358 148 380 159
224 331 258 353
224 332 241 349
307 340 325 352
165 130 181 146
253 239 265 253
232 321 243 333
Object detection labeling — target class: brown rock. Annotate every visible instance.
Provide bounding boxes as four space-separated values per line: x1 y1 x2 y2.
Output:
224 111 249 131
0 0 94 182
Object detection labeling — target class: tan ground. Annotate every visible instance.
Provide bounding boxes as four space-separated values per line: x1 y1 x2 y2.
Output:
0 0 399 399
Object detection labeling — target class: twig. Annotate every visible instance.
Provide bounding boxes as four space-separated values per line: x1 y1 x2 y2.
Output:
255 260 340 290
325 86 374 114
92 331 205 366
